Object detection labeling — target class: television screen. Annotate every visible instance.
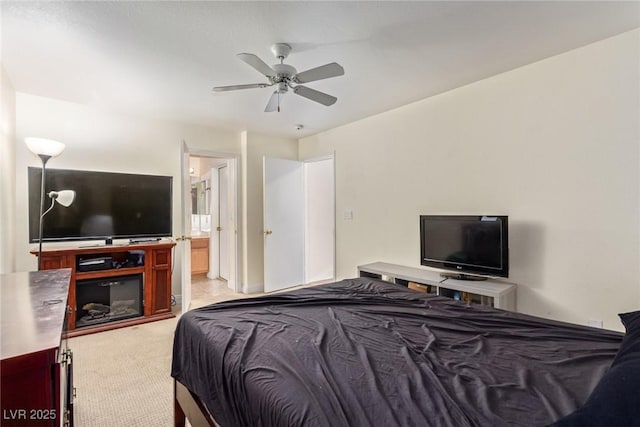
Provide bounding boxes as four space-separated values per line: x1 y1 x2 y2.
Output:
420 215 508 279
28 167 172 242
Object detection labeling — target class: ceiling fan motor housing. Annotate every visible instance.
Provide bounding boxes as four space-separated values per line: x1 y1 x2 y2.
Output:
272 63 296 78
270 64 297 93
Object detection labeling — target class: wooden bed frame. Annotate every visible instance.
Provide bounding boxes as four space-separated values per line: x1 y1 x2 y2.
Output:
174 379 218 427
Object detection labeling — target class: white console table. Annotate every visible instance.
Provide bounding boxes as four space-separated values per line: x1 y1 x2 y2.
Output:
358 262 517 311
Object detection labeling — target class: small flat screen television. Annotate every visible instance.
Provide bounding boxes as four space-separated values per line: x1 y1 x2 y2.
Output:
28 167 172 243
420 215 508 280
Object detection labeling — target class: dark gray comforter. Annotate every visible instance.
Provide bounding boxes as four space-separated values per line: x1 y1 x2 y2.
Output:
171 278 623 427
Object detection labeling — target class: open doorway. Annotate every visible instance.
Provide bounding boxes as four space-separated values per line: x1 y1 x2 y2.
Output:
180 143 239 311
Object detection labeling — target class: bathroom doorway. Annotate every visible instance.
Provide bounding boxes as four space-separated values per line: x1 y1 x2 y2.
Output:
180 143 238 311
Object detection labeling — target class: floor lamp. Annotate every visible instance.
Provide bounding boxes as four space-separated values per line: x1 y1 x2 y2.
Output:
41 189 76 256
25 137 67 270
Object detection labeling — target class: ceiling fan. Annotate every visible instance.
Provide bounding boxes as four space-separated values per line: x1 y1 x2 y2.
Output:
213 43 344 112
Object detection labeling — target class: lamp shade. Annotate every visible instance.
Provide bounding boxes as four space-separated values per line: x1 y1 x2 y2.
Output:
25 137 66 157
49 190 76 207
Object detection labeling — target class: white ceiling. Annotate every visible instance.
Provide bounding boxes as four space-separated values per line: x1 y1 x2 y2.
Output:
2 1 639 139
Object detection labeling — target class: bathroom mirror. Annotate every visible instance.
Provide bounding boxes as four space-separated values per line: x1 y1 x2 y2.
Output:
191 180 211 232
191 180 208 215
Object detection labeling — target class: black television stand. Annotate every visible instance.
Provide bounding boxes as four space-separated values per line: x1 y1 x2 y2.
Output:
440 272 488 281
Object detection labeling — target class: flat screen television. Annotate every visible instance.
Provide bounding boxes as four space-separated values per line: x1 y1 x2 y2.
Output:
28 167 173 243
420 215 508 280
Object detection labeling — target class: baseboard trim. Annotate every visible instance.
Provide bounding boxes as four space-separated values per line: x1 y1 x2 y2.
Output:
243 282 263 294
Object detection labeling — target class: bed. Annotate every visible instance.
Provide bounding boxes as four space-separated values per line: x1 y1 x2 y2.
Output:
171 277 640 427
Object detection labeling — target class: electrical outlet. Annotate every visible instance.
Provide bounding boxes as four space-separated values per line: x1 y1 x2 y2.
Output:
343 209 353 220
587 319 603 328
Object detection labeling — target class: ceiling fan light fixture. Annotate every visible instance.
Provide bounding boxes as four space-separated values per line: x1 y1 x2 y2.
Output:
213 42 344 112
276 82 288 93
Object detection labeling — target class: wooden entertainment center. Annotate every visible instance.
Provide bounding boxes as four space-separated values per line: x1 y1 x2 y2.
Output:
32 241 176 337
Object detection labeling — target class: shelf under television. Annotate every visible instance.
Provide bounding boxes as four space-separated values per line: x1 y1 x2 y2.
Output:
75 266 145 280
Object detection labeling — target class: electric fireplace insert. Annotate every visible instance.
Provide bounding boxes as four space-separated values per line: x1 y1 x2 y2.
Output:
75 273 143 328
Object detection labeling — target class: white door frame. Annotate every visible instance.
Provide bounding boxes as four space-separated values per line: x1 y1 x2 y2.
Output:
181 143 240 302
180 141 192 311
303 154 336 283
217 163 230 282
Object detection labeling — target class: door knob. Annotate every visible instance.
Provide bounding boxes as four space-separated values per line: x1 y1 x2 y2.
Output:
264 230 273 235
217 226 222 231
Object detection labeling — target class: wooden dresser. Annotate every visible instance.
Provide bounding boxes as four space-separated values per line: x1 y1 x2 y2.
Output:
1 269 74 427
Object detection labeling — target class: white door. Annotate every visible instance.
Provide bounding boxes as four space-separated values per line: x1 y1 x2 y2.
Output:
263 157 305 292
180 143 192 311
219 164 230 280
208 166 220 280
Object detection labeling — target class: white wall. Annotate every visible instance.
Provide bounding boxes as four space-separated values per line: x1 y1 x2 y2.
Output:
9 91 299 293
299 29 640 331
1 65 16 274
13 93 241 294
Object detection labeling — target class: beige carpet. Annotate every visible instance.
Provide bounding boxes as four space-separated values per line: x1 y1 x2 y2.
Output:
71 278 251 426
70 277 316 426
71 313 179 426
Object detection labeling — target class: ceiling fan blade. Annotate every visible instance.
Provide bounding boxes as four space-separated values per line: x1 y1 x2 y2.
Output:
294 62 344 84
293 85 337 106
213 83 270 92
264 91 282 112
237 53 276 77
